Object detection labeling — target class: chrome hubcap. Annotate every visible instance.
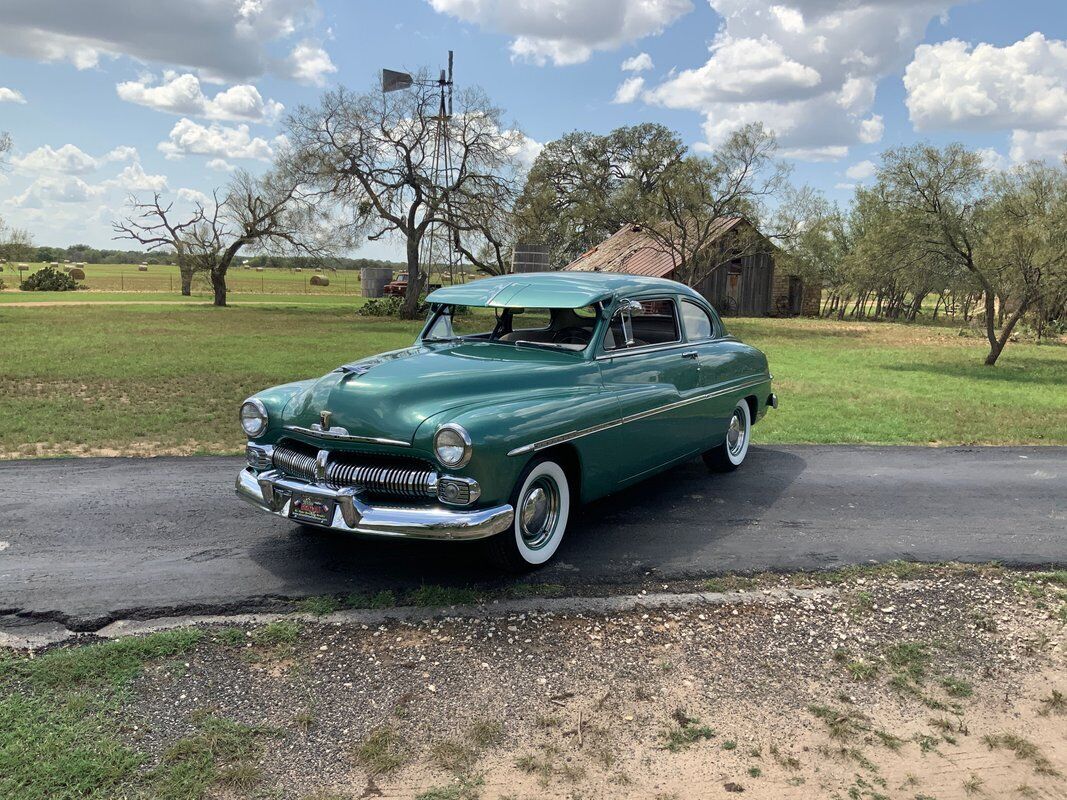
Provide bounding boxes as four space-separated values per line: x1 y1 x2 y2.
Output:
519 476 560 550
727 410 746 457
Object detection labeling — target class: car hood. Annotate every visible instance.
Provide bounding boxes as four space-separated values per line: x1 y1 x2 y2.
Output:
283 342 592 444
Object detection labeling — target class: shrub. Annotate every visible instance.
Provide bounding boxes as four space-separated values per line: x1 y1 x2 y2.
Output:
20 266 82 292
357 295 429 317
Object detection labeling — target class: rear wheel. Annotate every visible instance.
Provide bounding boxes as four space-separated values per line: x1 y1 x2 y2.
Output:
702 399 751 472
487 458 571 571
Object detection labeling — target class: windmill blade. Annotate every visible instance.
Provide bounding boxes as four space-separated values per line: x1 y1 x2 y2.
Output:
447 51 454 117
381 69 413 93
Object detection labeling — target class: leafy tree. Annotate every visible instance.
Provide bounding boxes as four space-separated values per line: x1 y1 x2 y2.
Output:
284 77 524 318
515 123 685 268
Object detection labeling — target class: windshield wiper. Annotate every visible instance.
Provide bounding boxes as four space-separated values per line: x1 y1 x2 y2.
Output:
422 336 464 343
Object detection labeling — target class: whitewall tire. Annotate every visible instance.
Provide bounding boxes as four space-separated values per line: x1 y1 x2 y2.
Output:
488 458 571 570
703 399 751 472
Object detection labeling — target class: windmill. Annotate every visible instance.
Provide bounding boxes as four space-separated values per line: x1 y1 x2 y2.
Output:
382 51 462 286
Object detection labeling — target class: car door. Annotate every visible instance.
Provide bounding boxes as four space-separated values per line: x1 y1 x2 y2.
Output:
679 298 753 450
596 296 700 483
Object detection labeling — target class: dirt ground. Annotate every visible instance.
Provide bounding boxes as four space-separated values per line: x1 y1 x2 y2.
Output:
93 565 1065 800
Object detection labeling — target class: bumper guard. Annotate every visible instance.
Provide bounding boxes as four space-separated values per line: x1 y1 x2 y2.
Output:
235 468 513 541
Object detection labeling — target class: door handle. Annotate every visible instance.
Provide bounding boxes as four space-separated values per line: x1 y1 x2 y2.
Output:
681 351 699 359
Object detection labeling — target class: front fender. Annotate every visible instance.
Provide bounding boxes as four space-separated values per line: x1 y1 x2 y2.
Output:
414 388 621 506
247 379 317 444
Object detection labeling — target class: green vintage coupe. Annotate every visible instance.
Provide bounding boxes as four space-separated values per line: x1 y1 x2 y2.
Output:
236 272 776 569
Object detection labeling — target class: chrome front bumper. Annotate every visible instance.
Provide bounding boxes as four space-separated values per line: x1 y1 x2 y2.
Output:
235 468 514 541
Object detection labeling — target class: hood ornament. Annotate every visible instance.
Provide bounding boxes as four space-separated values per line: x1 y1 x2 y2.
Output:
310 409 349 436
319 410 332 429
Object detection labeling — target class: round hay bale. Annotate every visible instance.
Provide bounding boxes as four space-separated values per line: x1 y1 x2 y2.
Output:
294 267 302 272
138 266 149 272
68 267 86 280
255 266 265 272
309 274 330 287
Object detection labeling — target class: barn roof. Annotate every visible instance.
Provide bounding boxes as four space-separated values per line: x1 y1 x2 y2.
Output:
562 218 745 278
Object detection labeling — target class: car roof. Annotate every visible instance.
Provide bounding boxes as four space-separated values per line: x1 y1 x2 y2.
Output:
425 271 700 309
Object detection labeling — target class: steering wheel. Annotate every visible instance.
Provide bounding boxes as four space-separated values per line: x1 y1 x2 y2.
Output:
552 327 590 345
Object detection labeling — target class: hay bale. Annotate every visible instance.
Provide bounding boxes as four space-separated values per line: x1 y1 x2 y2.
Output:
138 266 149 272
68 267 86 280
255 266 265 272
310 274 330 287
294 267 302 272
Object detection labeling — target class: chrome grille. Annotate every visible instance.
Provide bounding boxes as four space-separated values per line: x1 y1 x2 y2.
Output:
272 443 436 499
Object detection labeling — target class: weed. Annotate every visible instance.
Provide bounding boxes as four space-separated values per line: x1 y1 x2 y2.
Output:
722 740 737 751
873 730 903 751
252 620 300 647
962 774 984 795
297 596 341 616
151 715 271 800
982 733 1060 776
466 719 503 749
214 627 246 646
913 734 941 754
431 739 477 774
408 585 481 607
415 776 484 800
808 705 867 740
747 766 762 778
1039 689 1065 715
660 713 716 753
847 660 879 680
940 677 973 698
354 728 406 776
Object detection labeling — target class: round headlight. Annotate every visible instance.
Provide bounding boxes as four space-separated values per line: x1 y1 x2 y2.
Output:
240 399 268 438
434 423 471 469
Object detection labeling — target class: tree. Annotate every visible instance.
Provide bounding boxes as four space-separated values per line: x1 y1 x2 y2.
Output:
875 143 1060 365
285 77 524 318
634 124 789 288
114 169 324 306
515 123 685 267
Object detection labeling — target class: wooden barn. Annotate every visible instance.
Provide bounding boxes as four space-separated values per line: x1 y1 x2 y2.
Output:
562 219 820 317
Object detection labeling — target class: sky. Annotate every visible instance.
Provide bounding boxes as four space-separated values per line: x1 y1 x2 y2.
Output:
0 0 1064 260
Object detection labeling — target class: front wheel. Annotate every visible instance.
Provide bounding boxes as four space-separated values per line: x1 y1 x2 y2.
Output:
702 399 752 472
487 458 571 571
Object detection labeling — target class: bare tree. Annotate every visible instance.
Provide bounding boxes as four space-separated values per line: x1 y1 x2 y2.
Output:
114 169 325 306
284 77 524 318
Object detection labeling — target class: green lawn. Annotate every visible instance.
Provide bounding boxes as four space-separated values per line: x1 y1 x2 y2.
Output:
1 303 1064 458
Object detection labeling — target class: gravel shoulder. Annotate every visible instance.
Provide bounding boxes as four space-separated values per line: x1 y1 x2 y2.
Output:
3 563 1066 799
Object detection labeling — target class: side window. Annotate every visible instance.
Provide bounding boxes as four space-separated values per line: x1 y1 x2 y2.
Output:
603 298 680 351
680 300 714 341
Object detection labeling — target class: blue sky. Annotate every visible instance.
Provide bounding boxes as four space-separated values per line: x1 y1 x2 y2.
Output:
0 0 1064 259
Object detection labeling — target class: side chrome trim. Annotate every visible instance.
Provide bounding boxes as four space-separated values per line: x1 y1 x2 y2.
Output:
506 375 769 457
283 425 411 448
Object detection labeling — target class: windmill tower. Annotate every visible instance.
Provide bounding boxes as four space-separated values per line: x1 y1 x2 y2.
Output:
383 51 461 287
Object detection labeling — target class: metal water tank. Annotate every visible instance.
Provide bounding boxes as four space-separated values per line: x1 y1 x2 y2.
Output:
361 266 394 297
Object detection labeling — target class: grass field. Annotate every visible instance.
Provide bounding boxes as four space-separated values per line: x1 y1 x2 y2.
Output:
2 300 1064 458
0 261 469 296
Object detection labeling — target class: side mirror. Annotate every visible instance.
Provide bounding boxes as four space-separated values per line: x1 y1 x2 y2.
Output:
615 299 643 347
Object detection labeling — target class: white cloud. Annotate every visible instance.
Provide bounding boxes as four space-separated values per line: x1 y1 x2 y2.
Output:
116 72 284 122
0 0 321 81
645 0 957 160
279 40 337 86
0 87 26 103
844 159 875 180
621 52 654 72
177 187 212 204
858 114 884 144
427 0 692 66
612 76 646 104
103 162 169 192
207 158 236 171
8 175 105 208
12 144 100 174
905 33 1067 162
158 118 276 160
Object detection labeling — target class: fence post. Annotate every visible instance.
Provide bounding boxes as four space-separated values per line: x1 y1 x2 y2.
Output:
121 274 124 291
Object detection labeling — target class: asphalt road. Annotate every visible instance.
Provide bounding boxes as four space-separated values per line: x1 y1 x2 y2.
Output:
2 446 1065 628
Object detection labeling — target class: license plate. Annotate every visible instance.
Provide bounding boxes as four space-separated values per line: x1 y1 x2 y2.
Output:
289 493 335 526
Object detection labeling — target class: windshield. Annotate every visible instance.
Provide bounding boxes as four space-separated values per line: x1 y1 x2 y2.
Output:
422 304 601 351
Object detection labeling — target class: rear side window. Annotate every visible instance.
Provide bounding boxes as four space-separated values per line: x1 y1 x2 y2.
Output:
680 299 714 340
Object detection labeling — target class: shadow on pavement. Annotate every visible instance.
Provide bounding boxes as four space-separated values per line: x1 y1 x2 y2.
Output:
244 446 808 594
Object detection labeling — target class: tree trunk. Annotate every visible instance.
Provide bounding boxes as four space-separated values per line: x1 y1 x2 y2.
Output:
179 267 194 296
984 297 1030 366
400 236 422 320
210 268 227 307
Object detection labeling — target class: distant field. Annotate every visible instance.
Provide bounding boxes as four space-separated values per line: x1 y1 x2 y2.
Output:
0 261 469 296
2 302 1064 458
